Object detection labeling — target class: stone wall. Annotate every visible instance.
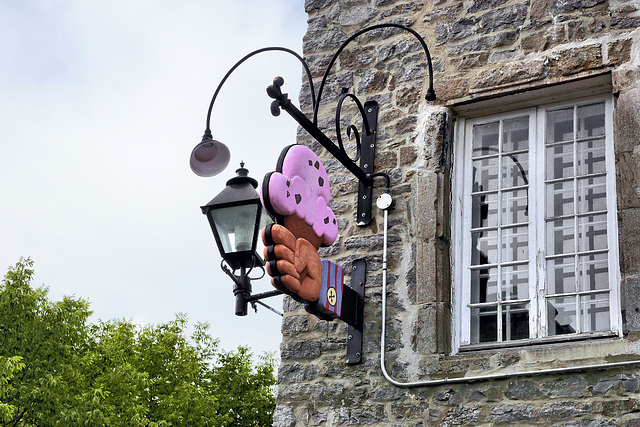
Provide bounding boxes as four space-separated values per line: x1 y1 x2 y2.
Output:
274 0 640 425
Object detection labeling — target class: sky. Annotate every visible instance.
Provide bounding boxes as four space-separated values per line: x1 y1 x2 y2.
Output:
0 0 308 357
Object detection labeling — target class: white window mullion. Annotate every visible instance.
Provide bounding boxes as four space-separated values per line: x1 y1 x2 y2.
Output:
461 117 473 346
530 109 543 339
605 95 622 334
497 119 504 342
573 104 581 334
454 117 472 348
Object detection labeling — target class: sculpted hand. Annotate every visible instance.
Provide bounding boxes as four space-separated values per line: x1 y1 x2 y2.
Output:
262 224 322 302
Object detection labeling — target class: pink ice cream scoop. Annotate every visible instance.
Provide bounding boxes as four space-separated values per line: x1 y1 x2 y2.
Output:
261 144 338 246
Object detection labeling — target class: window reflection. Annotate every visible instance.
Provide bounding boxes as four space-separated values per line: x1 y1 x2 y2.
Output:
548 297 577 335
471 306 497 343
546 108 573 143
581 293 610 332
471 268 497 303
502 304 529 341
577 103 605 138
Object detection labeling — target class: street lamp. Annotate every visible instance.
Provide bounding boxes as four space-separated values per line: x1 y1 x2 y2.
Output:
201 162 262 271
201 162 282 316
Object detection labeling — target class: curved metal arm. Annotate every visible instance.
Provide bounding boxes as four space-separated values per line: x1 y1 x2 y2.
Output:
313 23 436 126
204 47 316 137
335 92 373 163
371 172 391 190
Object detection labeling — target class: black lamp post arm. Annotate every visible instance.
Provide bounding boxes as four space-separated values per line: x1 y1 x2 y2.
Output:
245 290 283 303
312 23 436 126
221 261 243 286
250 300 284 317
267 77 374 187
204 47 317 138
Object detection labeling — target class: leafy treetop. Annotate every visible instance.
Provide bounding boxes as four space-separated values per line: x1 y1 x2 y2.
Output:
0 258 276 427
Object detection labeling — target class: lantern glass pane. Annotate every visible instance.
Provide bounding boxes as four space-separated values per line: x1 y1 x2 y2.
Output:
210 203 259 254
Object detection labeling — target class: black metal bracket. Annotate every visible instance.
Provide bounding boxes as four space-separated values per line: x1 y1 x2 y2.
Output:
356 102 378 226
346 259 366 365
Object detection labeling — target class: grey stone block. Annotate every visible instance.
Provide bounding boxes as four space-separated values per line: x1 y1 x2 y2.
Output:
441 405 480 426
280 340 321 359
553 0 607 12
488 403 535 423
278 362 319 383
540 375 588 398
537 400 593 420
593 374 639 395
272 406 296 427
621 277 640 333
506 380 542 400
620 209 640 276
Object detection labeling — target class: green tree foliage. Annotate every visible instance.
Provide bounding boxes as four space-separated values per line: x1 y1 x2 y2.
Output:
0 258 276 426
0 356 25 423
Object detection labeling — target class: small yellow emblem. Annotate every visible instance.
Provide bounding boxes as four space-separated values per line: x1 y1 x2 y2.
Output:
327 287 337 306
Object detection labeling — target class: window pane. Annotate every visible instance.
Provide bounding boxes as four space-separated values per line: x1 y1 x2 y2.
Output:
546 180 574 218
503 116 529 152
579 253 609 292
472 122 499 157
577 139 606 176
471 268 498 303
546 142 574 180
548 296 577 335
577 103 605 139
578 214 608 252
502 152 528 188
501 226 529 262
502 264 529 300
577 176 606 213
471 306 497 343
547 256 576 294
473 157 499 192
502 304 530 341
581 292 610 332
471 230 498 265
546 218 575 255
501 189 528 225
472 193 498 228
546 107 574 143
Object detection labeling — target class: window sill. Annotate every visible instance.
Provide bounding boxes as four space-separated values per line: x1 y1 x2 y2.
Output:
458 331 621 353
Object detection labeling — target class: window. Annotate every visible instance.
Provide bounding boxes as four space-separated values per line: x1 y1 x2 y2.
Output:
452 96 621 349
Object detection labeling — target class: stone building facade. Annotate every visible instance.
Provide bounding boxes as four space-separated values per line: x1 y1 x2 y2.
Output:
274 0 640 425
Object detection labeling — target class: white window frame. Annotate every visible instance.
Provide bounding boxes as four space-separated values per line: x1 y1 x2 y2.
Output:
451 94 621 353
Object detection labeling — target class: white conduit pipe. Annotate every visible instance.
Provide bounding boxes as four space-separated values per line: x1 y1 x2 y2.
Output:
378 201 640 388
